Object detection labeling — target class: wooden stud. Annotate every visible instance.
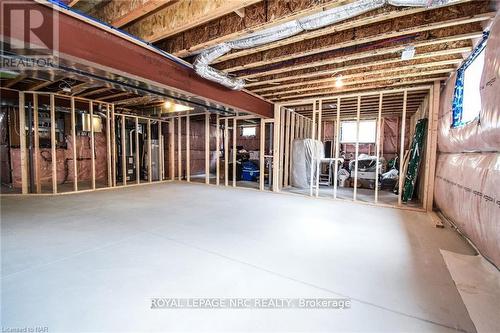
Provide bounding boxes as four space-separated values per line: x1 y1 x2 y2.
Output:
177 116 181 181
50 94 57 193
159 120 164 181
333 97 341 199
18 92 28 194
205 112 210 184
315 100 322 197
425 82 440 211
284 109 291 187
398 90 408 206
89 102 96 190
186 115 190 182
106 104 112 187
169 119 175 180
216 114 220 185
135 118 140 184
111 104 116 186
290 112 296 186
309 102 316 197
148 119 152 182
232 118 237 187
224 118 229 186
353 96 361 201
33 94 41 193
279 107 286 189
272 105 280 192
121 115 127 186
375 92 383 203
70 97 78 192
259 118 265 191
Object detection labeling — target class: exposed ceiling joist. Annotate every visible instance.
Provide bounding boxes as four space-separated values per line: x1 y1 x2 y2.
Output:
3 75 27 88
212 1 473 64
264 68 454 98
161 0 353 57
218 10 495 72
252 59 460 94
78 87 112 97
126 0 262 43
92 0 174 28
240 31 481 80
246 46 469 87
273 78 445 102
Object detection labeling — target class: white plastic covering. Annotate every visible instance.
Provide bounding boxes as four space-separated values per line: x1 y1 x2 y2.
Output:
193 0 457 89
291 139 324 188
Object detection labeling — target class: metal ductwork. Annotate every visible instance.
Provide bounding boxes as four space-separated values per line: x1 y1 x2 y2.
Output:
193 0 457 90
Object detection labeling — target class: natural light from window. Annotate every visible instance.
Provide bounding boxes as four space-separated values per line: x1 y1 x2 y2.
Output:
461 48 485 124
340 120 376 143
242 126 256 137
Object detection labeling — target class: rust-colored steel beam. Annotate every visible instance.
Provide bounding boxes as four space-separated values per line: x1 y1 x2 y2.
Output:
0 1 273 118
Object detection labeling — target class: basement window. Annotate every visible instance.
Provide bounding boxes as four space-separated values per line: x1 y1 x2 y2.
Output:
340 120 376 143
451 32 489 127
241 126 257 137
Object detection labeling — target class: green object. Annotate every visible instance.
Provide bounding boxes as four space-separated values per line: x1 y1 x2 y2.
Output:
402 118 428 202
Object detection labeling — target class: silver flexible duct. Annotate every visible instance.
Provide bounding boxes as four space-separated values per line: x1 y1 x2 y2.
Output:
194 0 456 90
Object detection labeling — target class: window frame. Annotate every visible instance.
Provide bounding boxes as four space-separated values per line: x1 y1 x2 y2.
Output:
340 119 377 144
451 31 489 128
241 125 257 137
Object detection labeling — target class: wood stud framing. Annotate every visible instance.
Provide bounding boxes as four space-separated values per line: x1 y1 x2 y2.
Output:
90 101 96 190
205 113 210 185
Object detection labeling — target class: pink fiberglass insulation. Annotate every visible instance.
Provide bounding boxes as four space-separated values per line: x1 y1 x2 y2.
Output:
434 12 500 268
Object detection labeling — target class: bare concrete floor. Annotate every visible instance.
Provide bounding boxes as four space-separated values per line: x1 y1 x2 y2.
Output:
1 182 475 332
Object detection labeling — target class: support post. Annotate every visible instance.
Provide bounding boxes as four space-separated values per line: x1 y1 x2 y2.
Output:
186 116 190 182
315 100 322 197
259 118 265 191
19 92 28 194
216 114 220 185
309 102 316 197
284 109 291 187
121 115 127 185
111 104 116 186
71 97 78 191
353 96 361 200
89 102 96 190
135 117 140 184
205 112 210 184
49 94 57 193
148 118 152 182
333 97 341 199
177 116 181 181
398 90 408 206
33 94 41 193
106 104 112 187
158 120 164 181
169 120 175 180
375 93 383 203
232 117 237 187
224 118 229 186
425 82 440 211
272 105 281 192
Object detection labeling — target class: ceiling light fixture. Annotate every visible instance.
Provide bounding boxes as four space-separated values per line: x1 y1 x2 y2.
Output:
335 76 344 88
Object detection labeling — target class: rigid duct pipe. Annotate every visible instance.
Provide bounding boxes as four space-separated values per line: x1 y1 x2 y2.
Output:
194 0 458 90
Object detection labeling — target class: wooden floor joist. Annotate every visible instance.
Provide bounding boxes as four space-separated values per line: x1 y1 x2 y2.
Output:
218 10 494 73
246 48 469 88
212 2 471 64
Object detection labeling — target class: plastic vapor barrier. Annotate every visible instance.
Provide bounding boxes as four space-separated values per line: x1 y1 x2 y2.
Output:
434 13 500 268
291 139 324 189
434 153 500 267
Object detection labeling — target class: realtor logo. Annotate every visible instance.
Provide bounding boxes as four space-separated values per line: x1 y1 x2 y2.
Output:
1 0 59 69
